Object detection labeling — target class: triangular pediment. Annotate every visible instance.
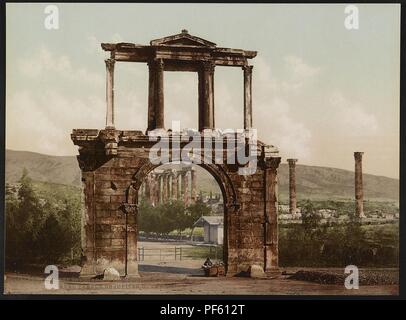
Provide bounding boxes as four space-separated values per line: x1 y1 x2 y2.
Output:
150 30 216 47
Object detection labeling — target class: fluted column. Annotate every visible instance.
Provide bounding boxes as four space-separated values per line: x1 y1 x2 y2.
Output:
105 58 116 128
243 65 253 129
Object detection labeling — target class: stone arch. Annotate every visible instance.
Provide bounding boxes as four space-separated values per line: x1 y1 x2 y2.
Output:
130 159 239 272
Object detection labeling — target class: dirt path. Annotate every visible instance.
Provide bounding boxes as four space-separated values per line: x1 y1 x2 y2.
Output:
4 268 398 295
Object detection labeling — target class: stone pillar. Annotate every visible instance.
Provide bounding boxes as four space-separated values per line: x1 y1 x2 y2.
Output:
162 174 168 203
198 61 215 131
287 159 298 215
105 58 115 128
264 157 281 272
243 65 253 129
155 59 165 129
144 177 150 200
147 60 156 131
171 172 178 201
177 174 181 200
166 172 171 202
158 174 163 204
354 152 365 218
181 172 189 205
191 168 197 203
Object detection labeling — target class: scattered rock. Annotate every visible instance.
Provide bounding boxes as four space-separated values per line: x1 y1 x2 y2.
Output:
103 267 121 281
249 265 266 278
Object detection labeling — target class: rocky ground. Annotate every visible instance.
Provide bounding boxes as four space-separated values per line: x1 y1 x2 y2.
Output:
3 262 398 296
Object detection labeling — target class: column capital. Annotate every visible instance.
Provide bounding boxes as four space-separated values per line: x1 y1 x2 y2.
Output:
242 64 253 74
287 158 298 165
105 58 116 70
202 60 215 73
354 152 364 161
148 58 164 70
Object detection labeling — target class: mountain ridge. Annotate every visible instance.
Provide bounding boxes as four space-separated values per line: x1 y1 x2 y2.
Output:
5 149 399 202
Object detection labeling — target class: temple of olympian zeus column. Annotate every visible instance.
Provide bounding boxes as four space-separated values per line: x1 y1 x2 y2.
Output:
71 30 281 277
140 166 197 206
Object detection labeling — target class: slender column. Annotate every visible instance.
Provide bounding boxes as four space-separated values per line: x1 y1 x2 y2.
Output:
155 59 165 129
166 173 171 202
354 152 365 218
198 61 215 131
191 168 197 203
158 175 163 204
181 172 189 205
243 65 253 129
162 174 168 203
105 58 116 128
177 174 181 200
171 172 178 201
147 61 156 131
287 159 298 215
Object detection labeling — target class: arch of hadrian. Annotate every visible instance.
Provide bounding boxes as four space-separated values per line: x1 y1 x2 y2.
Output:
71 30 281 277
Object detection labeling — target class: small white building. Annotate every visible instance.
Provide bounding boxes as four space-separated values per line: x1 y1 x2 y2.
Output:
193 216 224 245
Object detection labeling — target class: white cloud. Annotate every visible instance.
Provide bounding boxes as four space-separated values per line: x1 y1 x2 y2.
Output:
6 90 105 155
18 46 104 87
281 55 320 92
253 57 313 160
329 91 379 137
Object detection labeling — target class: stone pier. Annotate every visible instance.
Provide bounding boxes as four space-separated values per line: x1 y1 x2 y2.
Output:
287 159 298 215
354 152 365 218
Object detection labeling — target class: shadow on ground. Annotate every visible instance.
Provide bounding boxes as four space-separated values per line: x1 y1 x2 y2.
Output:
139 264 204 276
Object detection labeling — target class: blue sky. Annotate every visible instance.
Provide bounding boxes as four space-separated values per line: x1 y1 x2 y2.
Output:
6 4 400 178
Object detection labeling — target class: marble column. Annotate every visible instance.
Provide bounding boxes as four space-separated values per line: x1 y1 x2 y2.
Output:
181 172 189 205
105 58 115 128
162 174 168 203
198 61 215 131
287 159 298 215
243 65 253 129
354 152 365 218
158 174 163 204
171 172 178 201
191 168 197 203
155 59 165 129
147 60 156 131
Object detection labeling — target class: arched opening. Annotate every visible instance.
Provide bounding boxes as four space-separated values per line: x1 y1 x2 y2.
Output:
136 163 227 276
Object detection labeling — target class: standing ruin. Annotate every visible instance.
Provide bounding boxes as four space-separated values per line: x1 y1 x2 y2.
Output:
139 166 197 205
71 30 281 277
354 152 366 218
287 159 298 216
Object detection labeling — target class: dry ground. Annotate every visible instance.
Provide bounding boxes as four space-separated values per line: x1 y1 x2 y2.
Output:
4 261 398 296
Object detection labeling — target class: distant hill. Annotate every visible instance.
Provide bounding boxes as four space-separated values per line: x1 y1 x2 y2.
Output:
5 149 398 202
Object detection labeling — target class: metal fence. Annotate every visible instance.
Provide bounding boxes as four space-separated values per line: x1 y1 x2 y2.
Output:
137 245 222 262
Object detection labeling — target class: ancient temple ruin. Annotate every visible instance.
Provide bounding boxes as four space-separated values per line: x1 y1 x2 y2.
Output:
140 166 197 206
71 30 281 277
